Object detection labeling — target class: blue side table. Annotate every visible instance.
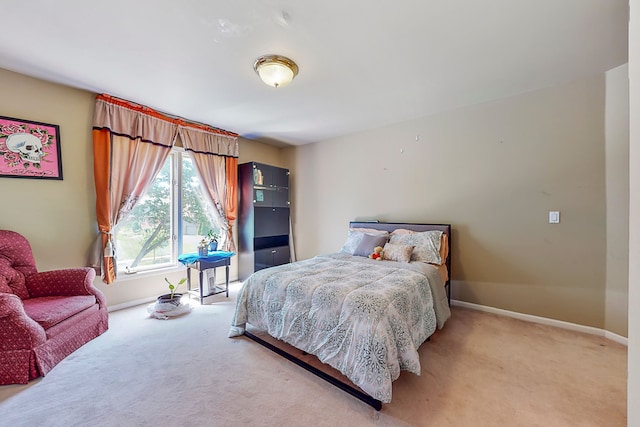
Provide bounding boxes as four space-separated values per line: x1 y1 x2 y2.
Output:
178 251 234 304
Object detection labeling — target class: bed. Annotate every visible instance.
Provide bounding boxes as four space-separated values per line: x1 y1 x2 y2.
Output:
229 222 451 410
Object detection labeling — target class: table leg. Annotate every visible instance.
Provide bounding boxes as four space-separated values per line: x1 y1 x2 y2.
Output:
225 262 230 297
199 269 204 304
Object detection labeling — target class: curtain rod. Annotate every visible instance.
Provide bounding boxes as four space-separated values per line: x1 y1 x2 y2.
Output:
97 93 239 138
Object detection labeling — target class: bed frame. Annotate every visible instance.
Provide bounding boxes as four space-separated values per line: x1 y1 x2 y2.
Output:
243 221 452 411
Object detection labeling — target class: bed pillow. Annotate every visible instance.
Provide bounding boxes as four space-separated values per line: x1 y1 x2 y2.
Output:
340 230 389 254
382 243 414 263
350 227 389 235
392 229 449 263
340 231 363 254
353 233 389 257
389 229 443 264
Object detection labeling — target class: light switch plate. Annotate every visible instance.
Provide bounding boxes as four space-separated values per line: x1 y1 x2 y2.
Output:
549 211 560 224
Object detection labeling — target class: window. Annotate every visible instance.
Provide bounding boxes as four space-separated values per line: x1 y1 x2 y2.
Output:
115 149 220 272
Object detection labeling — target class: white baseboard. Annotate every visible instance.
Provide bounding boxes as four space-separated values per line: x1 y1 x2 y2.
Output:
451 299 628 346
107 280 243 313
604 330 628 346
108 290 628 346
108 296 157 312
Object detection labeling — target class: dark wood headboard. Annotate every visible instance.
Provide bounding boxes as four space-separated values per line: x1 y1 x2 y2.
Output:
349 221 452 302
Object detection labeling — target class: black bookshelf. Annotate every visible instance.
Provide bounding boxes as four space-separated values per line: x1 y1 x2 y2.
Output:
238 162 291 280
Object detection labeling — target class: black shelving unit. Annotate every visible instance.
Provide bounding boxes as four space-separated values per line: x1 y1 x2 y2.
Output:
238 162 291 281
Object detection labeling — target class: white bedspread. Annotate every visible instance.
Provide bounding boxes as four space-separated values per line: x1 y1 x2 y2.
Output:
229 252 450 403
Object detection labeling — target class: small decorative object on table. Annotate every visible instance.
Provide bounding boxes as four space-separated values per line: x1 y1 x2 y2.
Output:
198 239 209 256
206 230 220 252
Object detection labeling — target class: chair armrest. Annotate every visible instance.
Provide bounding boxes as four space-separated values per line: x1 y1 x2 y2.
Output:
0 293 46 350
25 268 107 308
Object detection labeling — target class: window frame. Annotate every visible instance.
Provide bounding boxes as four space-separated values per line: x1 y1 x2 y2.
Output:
117 147 218 274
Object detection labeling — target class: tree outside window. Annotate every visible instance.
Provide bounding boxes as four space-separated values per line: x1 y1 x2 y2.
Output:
115 150 220 271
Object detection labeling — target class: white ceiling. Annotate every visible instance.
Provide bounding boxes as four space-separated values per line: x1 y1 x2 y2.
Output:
0 0 628 146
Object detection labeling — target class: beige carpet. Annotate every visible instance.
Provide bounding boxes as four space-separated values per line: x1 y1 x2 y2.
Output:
0 283 626 427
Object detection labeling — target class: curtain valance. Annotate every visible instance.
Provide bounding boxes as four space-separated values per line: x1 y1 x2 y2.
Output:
180 127 239 158
93 94 239 156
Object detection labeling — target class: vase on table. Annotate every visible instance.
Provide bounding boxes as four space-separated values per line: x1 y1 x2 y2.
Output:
198 242 208 256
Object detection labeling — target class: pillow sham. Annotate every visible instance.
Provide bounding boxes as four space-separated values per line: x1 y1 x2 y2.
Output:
389 229 443 264
350 227 389 235
340 230 389 254
382 243 414 263
391 228 449 264
390 229 414 235
353 233 389 257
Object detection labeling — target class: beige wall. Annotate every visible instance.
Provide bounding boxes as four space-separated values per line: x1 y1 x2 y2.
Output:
605 64 629 337
0 64 627 331
0 68 96 271
239 137 288 169
288 74 613 330
0 67 285 307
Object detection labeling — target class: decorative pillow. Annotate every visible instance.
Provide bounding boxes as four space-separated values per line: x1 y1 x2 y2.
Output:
340 230 389 254
382 243 414 263
353 233 389 257
389 230 443 264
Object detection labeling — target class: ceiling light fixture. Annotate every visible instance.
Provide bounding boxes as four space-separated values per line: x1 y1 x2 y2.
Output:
253 55 299 88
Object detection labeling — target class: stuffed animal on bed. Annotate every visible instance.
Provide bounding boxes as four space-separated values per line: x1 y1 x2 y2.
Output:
369 246 383 260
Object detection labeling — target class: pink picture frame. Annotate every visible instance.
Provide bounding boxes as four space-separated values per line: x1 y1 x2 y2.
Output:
0 116 63 180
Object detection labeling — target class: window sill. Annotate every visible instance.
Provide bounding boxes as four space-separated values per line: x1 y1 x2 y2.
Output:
114 264 187 283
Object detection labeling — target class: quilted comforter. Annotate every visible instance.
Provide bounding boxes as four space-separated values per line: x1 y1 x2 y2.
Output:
229 252 450 403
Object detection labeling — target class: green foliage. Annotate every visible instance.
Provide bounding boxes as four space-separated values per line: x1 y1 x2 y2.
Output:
165 277 187 298
125 161 171 268
206 229 220 242
122 154 216 268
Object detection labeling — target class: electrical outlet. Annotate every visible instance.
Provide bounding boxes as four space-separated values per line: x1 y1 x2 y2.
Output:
549 211 560 224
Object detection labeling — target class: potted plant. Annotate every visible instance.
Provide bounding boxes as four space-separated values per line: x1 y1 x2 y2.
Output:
206 230 221 251
157 277 187 306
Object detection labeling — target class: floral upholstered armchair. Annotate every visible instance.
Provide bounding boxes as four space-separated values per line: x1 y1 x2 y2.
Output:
0 230 109 384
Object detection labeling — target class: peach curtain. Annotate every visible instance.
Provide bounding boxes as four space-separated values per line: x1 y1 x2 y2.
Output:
90 96 177 283
89 94 238 283
179 127 239 252
225 156 238 245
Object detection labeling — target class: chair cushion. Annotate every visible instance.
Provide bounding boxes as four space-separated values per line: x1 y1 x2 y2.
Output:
23 296 97 329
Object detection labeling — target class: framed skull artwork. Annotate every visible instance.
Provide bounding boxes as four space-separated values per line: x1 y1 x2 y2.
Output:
0 116 62 180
